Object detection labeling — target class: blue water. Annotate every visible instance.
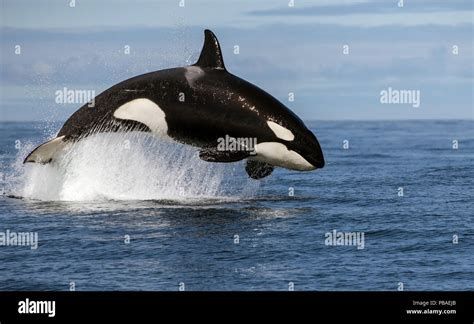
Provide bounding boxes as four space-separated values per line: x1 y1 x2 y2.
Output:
0 120 473 291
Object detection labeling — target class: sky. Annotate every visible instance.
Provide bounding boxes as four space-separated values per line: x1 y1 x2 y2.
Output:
0 0 473 121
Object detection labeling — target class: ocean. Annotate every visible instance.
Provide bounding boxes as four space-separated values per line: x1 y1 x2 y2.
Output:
0 120 472 291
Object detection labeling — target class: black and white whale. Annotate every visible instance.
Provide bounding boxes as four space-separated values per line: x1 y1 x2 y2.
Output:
24 30 325 179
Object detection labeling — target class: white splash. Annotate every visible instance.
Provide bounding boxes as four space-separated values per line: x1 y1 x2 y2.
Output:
7 132 260 202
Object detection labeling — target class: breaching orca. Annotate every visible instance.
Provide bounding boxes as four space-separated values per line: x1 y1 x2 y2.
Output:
24 30 325 179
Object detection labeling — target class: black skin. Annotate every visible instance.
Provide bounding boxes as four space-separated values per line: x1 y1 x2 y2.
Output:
58 66 324 168
52 30 325 171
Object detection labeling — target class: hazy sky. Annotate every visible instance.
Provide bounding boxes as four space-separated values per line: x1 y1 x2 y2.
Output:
0 0 473 121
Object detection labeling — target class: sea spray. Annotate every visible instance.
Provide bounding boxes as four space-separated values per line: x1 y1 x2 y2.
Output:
7 132 260 201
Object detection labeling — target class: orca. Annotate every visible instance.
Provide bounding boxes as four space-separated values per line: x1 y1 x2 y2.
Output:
24 29 325 179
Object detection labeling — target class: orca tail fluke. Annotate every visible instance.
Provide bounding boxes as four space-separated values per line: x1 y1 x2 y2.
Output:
23 136 67 164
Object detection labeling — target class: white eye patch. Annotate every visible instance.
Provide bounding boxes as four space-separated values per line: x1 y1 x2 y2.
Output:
266 121 294 141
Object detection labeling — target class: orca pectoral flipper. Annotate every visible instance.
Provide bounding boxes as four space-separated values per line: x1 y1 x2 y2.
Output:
24 136 68 164
245 159 274 179
198 147 250 163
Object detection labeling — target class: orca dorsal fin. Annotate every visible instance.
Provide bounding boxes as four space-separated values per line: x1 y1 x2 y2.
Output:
194 29 226 70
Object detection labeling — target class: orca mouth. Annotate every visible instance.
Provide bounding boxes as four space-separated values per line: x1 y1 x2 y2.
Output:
300 141 325 169
307 154 325 169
